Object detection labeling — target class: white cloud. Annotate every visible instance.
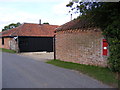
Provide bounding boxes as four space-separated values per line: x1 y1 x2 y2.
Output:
0 7 42 31
52 1 79 23
52 1 70 15
0 0 69 3
0 0 80 32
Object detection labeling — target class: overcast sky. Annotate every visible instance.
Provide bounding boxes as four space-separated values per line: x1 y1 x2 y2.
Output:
0 0 79 31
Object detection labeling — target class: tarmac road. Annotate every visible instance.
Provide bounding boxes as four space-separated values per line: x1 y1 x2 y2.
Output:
2 52 111 88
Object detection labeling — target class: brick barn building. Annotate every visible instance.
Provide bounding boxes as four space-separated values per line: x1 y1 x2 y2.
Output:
0 23 59 52
55 19 108 67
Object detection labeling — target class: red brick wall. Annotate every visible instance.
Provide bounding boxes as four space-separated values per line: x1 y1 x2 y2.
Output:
0 38 11 49
56 28 108 67
0 37 18 51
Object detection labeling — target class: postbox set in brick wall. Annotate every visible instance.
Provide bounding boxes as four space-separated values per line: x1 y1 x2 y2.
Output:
55 19 108 67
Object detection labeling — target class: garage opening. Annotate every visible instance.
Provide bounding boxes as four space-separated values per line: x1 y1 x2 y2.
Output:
18 37 53 52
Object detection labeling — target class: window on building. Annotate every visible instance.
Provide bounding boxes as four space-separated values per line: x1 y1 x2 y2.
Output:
2 37 4 45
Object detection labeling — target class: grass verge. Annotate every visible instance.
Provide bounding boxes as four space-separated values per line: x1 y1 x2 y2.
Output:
0 48 16 53
46 59 118 87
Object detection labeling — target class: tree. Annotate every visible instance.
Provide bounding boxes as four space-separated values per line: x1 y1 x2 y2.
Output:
43 22 49 24
2 22 21 31
66 2 120 72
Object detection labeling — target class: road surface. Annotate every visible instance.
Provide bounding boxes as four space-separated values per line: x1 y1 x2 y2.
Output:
2 52 111 88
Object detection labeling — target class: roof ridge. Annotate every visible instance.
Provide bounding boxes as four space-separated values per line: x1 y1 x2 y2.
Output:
24 23 59 26
24 23 38 25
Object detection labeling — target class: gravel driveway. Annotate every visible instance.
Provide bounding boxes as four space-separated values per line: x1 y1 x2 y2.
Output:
18 52 54 62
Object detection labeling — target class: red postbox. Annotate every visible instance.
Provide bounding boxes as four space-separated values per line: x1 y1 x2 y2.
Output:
102 39 108 56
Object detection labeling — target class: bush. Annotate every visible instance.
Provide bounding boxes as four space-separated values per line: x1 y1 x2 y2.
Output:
104 20 120 72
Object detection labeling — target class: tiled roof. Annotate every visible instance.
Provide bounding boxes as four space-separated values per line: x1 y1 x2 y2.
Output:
56 19 94 31
1 23 59 37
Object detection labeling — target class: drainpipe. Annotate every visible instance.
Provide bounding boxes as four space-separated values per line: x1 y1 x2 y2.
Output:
53 35 56 60
17 36 20 53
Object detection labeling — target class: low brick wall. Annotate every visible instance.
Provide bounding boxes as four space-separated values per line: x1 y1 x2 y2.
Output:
55 28 108 67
